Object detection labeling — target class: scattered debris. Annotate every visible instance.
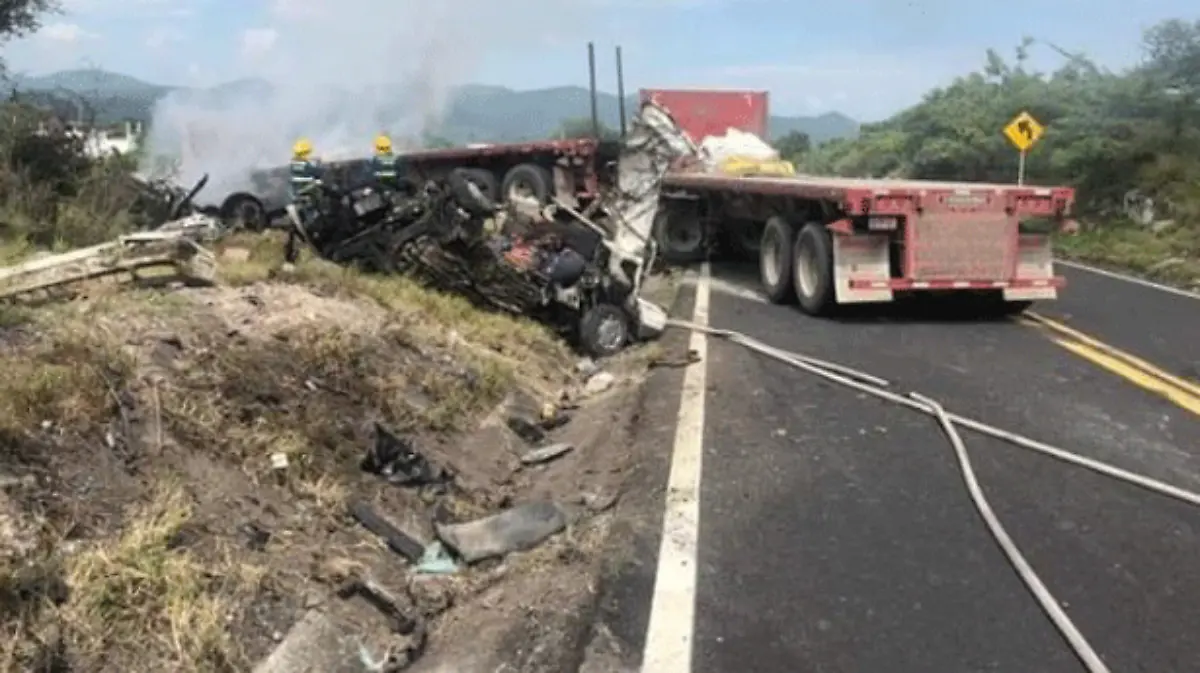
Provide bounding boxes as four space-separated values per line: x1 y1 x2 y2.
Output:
506 414 548 444
520 442 574 466
575 357 600 376
650 348 703 368
361 423 451 488
435 501 568 563
583 371 616 396
348 500 426 563
335 572 420 635
252 610 364 673
415 541 460 575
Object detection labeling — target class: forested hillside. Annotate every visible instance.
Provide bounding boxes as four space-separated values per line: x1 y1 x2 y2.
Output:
781 20 1200 285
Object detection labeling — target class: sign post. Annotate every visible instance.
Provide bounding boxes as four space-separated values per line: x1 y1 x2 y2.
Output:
1002 111 1045 185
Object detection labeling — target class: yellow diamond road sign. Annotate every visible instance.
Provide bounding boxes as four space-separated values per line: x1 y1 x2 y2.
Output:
1004 111 1045 151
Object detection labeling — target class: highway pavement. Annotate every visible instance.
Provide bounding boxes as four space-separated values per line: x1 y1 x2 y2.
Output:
623 261 1200 673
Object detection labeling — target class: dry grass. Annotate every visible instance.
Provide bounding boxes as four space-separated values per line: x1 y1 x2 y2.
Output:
0 229 578 671
2 486 262 672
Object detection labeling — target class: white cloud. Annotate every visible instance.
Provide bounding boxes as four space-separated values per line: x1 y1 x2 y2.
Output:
38 22 97 42
239 28 278 58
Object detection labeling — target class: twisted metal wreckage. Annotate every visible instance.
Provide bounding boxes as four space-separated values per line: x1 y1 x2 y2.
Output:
0 102 693 357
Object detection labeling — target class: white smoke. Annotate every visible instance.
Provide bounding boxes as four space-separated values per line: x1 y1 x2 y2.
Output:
141 0 597 199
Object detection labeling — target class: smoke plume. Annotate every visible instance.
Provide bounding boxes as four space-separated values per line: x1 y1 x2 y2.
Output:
141 0 594 198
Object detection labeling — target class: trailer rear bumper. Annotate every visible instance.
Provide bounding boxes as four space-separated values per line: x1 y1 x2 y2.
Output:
846 276 1064 303
847 277 1065 290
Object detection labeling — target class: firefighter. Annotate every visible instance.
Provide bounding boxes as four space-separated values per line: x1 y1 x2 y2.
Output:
370 133 400 188
285 138 323 265
288 137 323 201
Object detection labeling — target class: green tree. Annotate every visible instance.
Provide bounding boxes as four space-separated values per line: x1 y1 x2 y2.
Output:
775 130 810 160
557 117 620 141
801 20 1200 222
0 0 59 73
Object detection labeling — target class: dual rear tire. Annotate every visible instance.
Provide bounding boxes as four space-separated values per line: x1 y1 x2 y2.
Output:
760 217 835 316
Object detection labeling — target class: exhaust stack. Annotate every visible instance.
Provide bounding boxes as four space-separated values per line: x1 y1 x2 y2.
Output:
587 42 600 138
616 46 626 137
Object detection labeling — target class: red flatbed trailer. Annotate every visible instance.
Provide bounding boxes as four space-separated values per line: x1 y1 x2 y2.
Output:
398 137 617 210
654 171 1075 315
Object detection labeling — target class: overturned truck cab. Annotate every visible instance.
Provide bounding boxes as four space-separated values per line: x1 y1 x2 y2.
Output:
281 101 693 358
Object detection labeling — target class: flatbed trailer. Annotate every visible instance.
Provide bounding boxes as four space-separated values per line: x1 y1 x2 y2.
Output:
656 171 1075 315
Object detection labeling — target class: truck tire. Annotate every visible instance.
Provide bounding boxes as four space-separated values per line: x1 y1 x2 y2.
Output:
221 193 267 231
653 208 706 264
448 168 498 217
760 216 797 303
460 168 499 203
501 163 553 205
793 222 836 315
578 304 629 358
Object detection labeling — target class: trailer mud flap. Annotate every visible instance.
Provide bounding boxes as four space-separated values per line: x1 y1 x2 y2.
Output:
1006 235 1058 301
833 233 892 304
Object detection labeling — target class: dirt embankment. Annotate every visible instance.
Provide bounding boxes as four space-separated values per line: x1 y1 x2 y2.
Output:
0 236 661 672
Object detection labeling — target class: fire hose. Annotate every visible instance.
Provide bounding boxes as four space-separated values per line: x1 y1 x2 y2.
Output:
665 318 1200 673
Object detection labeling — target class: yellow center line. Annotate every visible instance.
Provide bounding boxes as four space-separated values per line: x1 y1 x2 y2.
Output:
1021 313 1200 416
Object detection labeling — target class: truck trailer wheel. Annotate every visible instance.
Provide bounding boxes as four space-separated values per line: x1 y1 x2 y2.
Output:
221 193 267 231
793 222 836 315
578 304 629 358
501 163 553 205
460 168 499 203
760 216 796 303
653 209 706 264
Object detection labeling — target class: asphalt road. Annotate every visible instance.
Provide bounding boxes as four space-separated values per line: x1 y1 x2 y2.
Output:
633 261 1200 673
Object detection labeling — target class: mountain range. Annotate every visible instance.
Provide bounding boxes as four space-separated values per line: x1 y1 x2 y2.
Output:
7 69 860 145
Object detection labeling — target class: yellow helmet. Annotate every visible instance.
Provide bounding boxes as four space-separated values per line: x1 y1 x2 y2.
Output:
292 138 312 157
374 134 392 154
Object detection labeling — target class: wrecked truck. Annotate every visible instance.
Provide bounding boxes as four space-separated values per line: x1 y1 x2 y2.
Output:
283 100 691 357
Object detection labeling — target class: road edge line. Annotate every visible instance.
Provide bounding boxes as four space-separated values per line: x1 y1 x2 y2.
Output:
1056 258 1200 300
641 262 710 673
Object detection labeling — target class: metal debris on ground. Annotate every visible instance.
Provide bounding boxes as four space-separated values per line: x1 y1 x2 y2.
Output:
0 173 226 304
348 499 425 563
434 501 568 563
520 442 574 466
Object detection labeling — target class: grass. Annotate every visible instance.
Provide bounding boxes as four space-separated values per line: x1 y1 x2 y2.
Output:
0 226 575 673
2 486 262 672
1055 222 1200 288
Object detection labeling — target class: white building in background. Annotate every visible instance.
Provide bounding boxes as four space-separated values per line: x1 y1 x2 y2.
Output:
36 120 145 158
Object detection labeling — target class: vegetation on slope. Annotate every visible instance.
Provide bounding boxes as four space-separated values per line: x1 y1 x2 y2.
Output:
788 21 1200 286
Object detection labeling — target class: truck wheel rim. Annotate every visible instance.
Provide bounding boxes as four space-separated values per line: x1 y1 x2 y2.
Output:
596 314 625 351
761 228 781 286
666 219 702 254
797 241 818 298
507 180 536 203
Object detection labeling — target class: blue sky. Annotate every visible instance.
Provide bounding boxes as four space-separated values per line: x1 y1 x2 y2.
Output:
4 0 1196 120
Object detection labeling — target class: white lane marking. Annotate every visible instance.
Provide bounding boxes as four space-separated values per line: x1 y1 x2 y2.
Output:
642 261 710 673
1057 258 1200 300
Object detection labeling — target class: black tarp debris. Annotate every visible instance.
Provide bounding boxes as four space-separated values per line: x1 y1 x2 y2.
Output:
361 423 451 488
